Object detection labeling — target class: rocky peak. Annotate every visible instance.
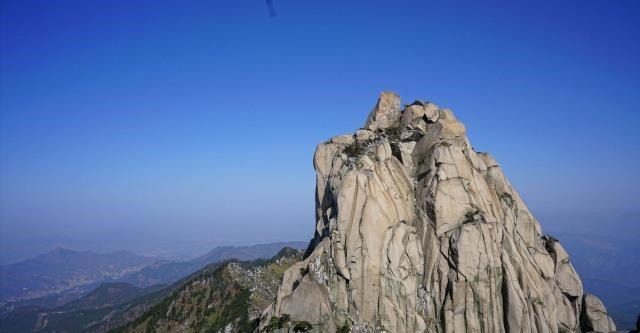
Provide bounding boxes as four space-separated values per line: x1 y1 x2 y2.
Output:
364 91 402 130
260 92 617 333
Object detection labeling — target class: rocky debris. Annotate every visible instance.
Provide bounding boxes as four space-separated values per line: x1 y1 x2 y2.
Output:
260 92 616 333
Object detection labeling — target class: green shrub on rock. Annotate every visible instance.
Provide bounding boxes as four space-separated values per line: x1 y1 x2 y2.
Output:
264 314 291 331
293 321 313 332
337 322 350 333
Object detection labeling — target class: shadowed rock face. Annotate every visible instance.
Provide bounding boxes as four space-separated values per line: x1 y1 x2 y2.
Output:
260 92 616 333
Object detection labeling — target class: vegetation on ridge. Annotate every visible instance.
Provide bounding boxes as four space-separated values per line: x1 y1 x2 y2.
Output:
112 248 303 333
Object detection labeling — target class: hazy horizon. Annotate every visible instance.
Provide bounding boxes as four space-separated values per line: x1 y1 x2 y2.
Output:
2 0 639 264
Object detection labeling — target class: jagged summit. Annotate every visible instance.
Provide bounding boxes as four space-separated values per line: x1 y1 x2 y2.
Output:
260 92 617 333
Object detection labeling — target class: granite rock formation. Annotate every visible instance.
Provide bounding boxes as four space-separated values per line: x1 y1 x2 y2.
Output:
260 92 616 333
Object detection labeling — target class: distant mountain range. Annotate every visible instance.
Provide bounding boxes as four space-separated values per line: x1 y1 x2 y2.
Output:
0 247 304 333
0 282 169 333
0 248 155 304
0 241 308 332
0 243 307 333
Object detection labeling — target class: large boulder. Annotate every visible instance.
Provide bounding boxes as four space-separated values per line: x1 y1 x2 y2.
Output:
365 91 402 130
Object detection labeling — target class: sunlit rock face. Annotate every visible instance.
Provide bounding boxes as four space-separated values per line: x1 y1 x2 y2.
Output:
260 92 616 333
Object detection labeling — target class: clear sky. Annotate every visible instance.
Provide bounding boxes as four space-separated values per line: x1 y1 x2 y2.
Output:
1 0 639 263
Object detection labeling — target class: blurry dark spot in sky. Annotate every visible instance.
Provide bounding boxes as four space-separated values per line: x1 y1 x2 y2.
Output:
266 0 276 17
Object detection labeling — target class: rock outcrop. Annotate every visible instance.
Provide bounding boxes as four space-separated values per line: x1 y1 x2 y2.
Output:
580 294 617 333
260 92 617 333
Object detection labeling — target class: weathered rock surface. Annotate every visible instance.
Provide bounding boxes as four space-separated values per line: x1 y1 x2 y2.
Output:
580 294 617 333
365 91 402 130
260 92 616 333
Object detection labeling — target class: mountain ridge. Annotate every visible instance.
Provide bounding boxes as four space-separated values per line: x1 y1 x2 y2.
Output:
113 247 305 333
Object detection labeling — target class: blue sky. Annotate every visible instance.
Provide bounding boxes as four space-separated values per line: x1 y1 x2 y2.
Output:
1 0 639 263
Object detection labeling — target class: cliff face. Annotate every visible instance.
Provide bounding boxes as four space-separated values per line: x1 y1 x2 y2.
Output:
260 92 616 333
